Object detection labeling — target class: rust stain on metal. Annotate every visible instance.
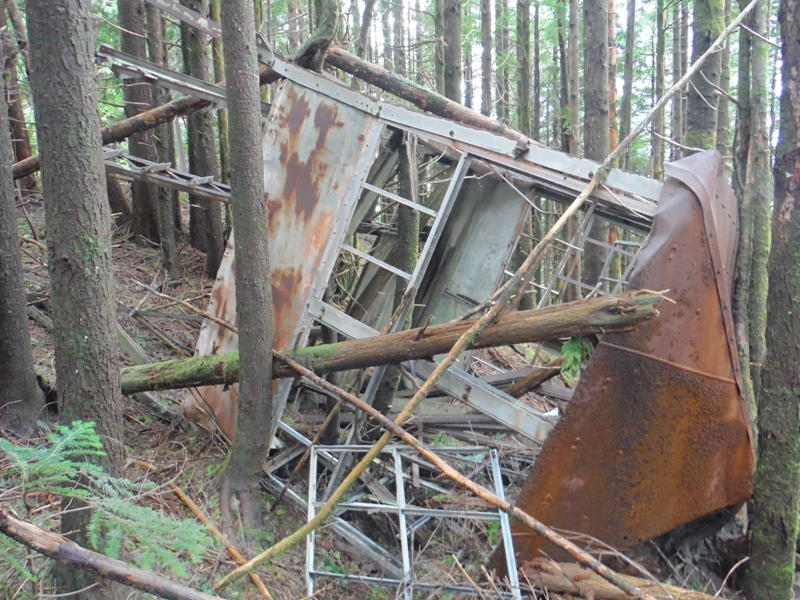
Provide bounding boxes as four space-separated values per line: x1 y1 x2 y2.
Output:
182 81 382 438
492 151 754 569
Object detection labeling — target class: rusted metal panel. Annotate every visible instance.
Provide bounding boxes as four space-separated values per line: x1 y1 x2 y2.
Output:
492 150 754 568
182 81 383 436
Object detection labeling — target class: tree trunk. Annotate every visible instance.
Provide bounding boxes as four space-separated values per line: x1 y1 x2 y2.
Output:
180 0 224 276
681 0 689 140
118 0 161 242
146 5 181 280
210 0 230 185
516 0 532 136
443 0 463 103
28 0 125 597
583 0 610 287
745 2 800 596
120 292 663 395
480 0 492 116
557 0 569 152
620 0 635 169
672 0 684 160
685 0 724 150
607 0 618 153
356 0 375 58
219 0 275 536
567 0 580 156
747 0 771 407
0 76 43 436
434 0 445 93
652 0 666 180
392 0 405 77
532 2 541 141
496 0 509 122
715 0 733 157
464 3 473 109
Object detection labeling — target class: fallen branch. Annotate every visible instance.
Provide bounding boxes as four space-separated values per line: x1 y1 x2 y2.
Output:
0 506 221 600
521 559 718 599
120 291 663 395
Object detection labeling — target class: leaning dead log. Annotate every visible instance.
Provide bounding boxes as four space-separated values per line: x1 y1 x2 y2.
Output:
326 47 531 144
0 507 219 600
521 559 717 600
12 65 281 181
120 291 662 395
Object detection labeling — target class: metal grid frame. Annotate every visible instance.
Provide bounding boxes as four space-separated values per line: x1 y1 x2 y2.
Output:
307 444 522 599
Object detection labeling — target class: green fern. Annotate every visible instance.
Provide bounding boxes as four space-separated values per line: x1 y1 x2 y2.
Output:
0 421 214 580
561 337 595 385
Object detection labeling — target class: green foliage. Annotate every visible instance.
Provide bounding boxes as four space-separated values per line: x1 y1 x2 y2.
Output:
0 421 213 580
560 337 594 384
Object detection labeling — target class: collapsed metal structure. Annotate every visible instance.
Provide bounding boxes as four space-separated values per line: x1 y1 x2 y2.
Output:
99 3 755 595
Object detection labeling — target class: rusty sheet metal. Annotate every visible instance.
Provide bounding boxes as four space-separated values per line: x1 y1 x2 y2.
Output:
182 81 383 436
492 150 754 569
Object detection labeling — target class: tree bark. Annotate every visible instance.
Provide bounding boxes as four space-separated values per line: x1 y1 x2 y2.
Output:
532 2 541 141
118 0 161 242
496 0 509 122
608 0 618 153
583 0 610 287
567 0 580 156
517 0 532 137
671 0 684 160
557 0 569 152
715 0 732 157
685 0 724 150
0 76 43 436
28 0 126 597
0 508 218 600
443 0 463 103
146 5 181 280
219 0 275 536
210 0 230 185
620 0 635 169
356 0 375 58
464 2 473 109
652 0 666 180
745 0 800 595
480 0 492 116
392 0 406 77
181 0 224 276
120 292 663 395
434 0 445 93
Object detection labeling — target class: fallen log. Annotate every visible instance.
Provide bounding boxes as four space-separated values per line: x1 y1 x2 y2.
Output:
521 559 717 600
0 507 220 600
326 47 532 144
12 65 281 180
120 291 662 395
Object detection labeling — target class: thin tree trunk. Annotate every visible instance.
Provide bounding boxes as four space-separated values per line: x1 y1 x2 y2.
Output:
715 0 732 157
392 0 405 77
620 0 635 169
356 0 376 58
434 0 445 93
745 1 800 595
652 0 666 180
382 0 393 71
567 0 580 155
517 0 532 136
557 0 569 152
180 0 224 276
732 0 755 418
219 0 275 536
681 0 689 139
747 0 771 406
210 0 230 184
481 0 492 116
28 1 125 597
583 0 610 287
496 0 509 122
532 2 541 141
685 0 724 149
464 2 473 109
608 0 618 153
146 5 181 280
672 0 684 160
118 0 161 242
443 0 463 103
0 75 43 435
